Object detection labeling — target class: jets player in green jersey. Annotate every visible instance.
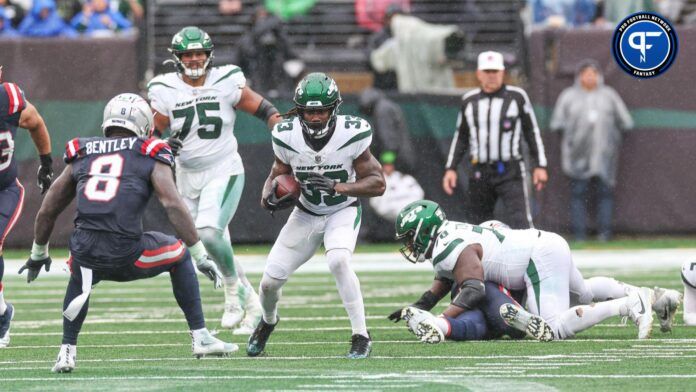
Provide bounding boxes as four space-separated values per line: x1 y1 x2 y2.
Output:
247 73 386 359
147 26 281 334
394 200 672 340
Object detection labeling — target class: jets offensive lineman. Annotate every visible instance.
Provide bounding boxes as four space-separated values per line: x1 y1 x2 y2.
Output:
247 73 385 358
148 26 281 334
394 200 660 341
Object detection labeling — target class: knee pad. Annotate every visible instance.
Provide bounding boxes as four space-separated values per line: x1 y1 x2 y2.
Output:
260 272 286 294
326 248 352 275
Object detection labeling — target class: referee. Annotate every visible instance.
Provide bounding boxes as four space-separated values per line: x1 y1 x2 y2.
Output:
442 51 548 228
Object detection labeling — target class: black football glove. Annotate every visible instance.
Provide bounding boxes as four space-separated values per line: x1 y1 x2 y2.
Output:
388 308 406 322
37 154 53 195
18 256 52 283
387 290 441 322
303 172 336 195
263 181 295 212
167 137 183 156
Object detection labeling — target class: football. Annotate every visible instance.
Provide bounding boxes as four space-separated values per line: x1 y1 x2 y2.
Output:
274 174 301 200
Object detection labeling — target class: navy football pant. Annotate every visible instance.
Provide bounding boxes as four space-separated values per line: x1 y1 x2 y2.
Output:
0 180 24 286
445 281 526 341
62 231 205 345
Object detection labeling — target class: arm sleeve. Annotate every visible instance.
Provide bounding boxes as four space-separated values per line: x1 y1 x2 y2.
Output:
517 88 548 168
352 120 373 159
445 104 470 170
270 130 290 165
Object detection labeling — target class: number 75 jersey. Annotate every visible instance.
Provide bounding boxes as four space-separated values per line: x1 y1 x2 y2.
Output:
147 65 246 172
271 115 373 216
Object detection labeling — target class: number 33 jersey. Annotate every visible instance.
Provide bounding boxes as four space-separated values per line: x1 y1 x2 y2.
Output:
271 115 373 216
64 136 174 238
147 65 246 172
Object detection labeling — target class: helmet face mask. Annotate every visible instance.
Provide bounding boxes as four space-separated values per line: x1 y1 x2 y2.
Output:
169 26 214 80
293 72 342 139
395 201 446 263
102 93 154 138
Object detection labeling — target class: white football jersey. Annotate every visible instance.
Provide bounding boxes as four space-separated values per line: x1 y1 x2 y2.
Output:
147 65 246 172
271 115 373 215
430 220 541 290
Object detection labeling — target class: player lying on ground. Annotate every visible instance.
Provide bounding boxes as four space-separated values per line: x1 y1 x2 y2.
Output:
148 26 280 334
247 73 385 359
394 200 665 340
681 261 696 326
0 66 53 348
481 220 682 333
391 280 551 343
19 94 237 373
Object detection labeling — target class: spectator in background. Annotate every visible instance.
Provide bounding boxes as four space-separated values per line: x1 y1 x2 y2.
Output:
358 87 415 170
17 0 75 37
550 60 633 241
531 0 598 27
599 0 655 25
70 0 132 35
118 0 144 23
0 0 25 29
364 4 404 91
369 158 424 222
237 5 302 97
219 0 243 15
369 12 464 93
355 0 410 32
0 6 19 36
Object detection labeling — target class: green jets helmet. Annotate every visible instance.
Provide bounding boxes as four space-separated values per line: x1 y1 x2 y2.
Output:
168 26 214 79
293 72 342 139
395 200 447 263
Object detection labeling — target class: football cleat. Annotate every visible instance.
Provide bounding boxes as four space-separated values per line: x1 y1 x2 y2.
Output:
234 292 263 335
191 330 238 358
416 319 445 344
52 344 76 373
625 287 654 339
652 287 682 333
347 332 372 359
246 317 278 357
402 306 435 338
0 303 14 348
500 303 554 342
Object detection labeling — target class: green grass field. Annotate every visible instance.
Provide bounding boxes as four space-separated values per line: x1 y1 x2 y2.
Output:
2 266 694 391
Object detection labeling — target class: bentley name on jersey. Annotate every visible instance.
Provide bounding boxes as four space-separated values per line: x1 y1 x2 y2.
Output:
272 115 372 215
430 221 542 291
147 65 246 172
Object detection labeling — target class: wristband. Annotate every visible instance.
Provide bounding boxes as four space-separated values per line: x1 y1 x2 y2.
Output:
31 241 49 260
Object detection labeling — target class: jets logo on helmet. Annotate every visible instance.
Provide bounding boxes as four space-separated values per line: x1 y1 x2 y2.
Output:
168 26 215 80
293 72 343 139
395 200 446 263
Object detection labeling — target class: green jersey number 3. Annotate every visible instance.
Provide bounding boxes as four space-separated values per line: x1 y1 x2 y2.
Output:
296 170 349 206
172 102 223 140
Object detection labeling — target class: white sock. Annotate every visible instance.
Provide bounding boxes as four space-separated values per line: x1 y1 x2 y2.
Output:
259 273 283 325
0 288 6 315
557 298 624 339
586 277 637 301
435 316 450 336
327 249 368 337
223 277 240 308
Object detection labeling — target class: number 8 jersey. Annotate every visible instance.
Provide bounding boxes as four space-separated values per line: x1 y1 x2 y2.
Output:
147 65 246 172
65 136 174 238
271 115 373 216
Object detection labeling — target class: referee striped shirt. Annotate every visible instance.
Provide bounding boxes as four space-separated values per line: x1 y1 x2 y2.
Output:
445 85 547 169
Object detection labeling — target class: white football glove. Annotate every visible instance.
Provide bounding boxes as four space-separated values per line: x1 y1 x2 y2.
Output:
188 241 223 289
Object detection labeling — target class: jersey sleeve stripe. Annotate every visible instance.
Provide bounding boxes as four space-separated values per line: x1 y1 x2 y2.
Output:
145 139 167 157
271 136 299 153
433 239 464 266
4 83 24 115
213 67 241 85
65 138 80 160
337 129 372 150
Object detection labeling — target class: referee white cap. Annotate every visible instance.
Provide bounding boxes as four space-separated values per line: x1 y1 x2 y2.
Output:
477 51 505 71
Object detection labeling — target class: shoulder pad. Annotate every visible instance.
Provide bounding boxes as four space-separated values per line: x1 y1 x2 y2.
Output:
146 73 177 92
1 82 27 116
209 65 245 88
139 138 174 166
64 138 86 163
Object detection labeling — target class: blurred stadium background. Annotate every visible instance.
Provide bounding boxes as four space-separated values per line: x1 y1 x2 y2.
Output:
2 0 696 248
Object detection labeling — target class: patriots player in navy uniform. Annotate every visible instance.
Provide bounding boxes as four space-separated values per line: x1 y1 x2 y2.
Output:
0 67 53 348
19 93 237 373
